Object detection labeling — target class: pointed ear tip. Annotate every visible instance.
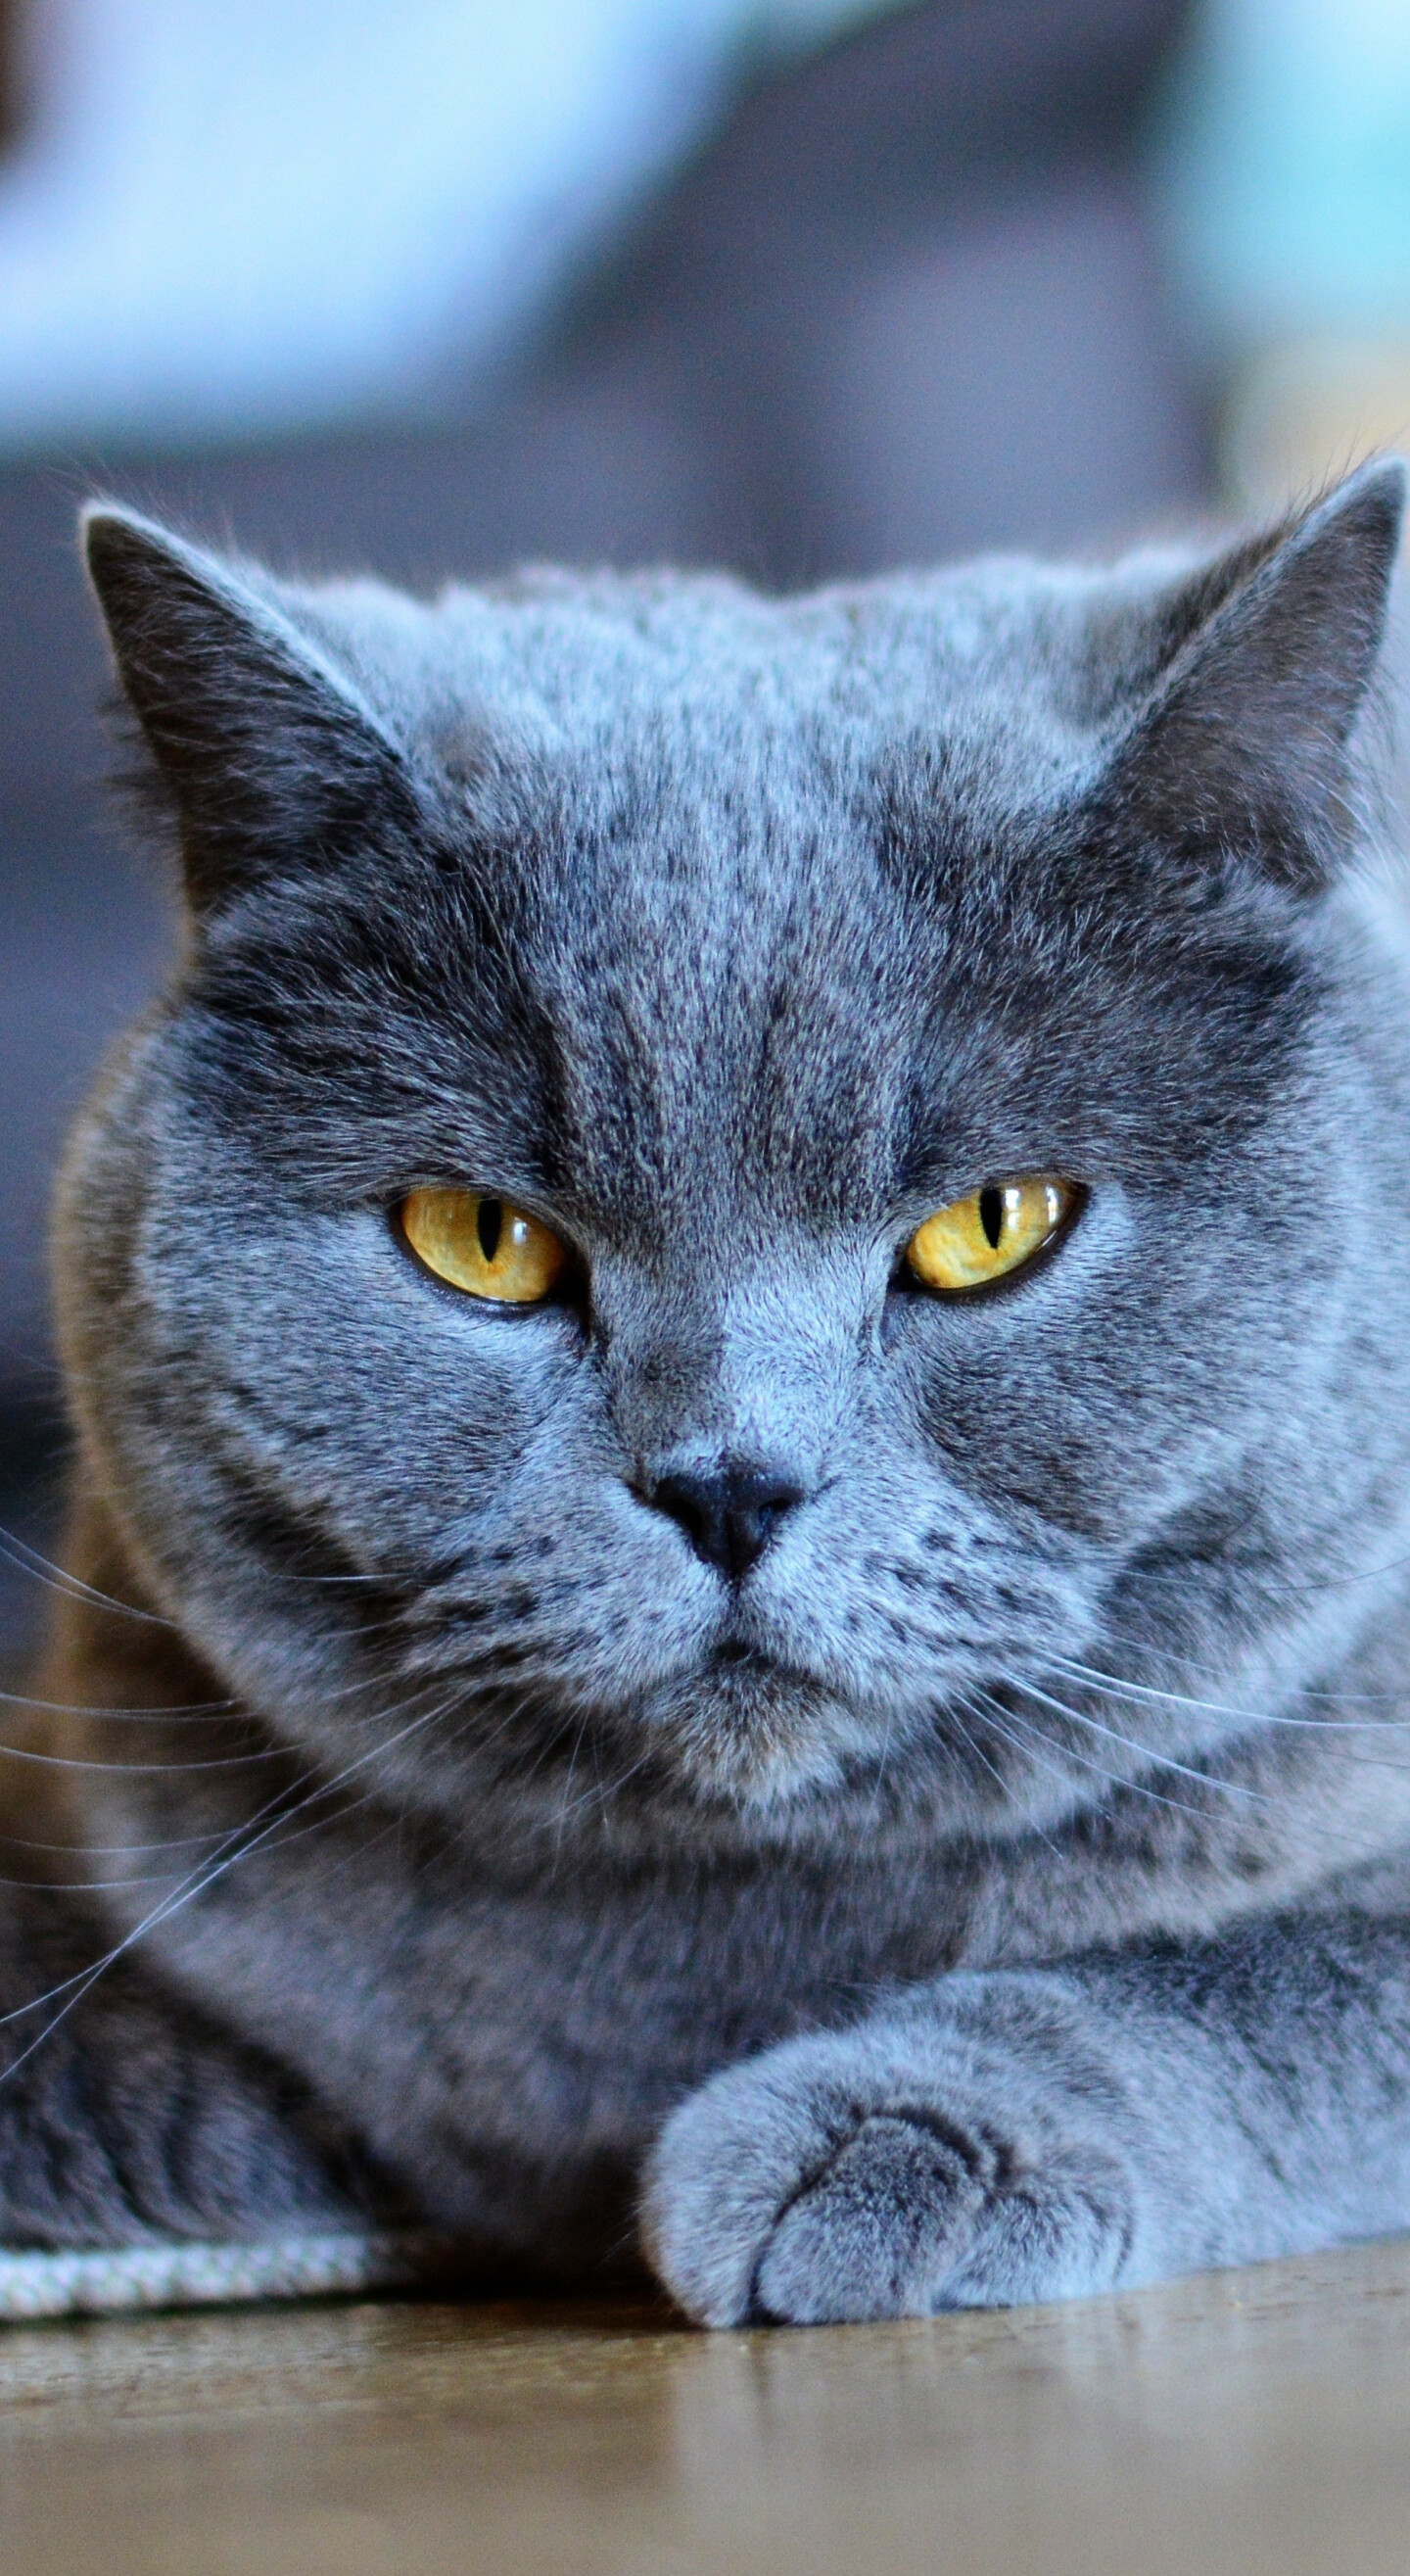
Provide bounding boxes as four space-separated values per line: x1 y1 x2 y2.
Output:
80 498 174 553
1352 451 1407 495
79 504 174 604
1325 453 1408 541
79 504 218 607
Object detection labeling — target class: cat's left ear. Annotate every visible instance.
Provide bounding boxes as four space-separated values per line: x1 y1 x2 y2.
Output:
82 503 417 918
1099 457 1405 891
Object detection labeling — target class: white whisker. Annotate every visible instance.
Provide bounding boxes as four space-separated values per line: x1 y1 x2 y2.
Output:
0 1526 172 1626
1005 1671 1270 1805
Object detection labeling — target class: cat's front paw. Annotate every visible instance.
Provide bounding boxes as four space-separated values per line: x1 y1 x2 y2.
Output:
640 1993 1137 2326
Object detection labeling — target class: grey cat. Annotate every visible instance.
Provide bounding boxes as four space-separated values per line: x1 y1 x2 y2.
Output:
8 459 1410 2324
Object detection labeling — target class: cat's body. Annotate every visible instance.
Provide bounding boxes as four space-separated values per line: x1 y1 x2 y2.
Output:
10 466 1410 2319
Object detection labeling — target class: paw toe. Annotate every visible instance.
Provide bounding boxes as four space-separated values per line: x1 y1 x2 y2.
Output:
753 2115 985 2324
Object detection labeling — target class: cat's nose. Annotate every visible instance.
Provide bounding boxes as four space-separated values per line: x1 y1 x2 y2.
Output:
645 1466 804 1581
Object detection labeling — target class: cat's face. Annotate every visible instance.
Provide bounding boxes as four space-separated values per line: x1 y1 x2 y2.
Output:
62 468 1410 1837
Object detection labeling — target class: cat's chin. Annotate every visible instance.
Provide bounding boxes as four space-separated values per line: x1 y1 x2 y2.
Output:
642 1645 889 1811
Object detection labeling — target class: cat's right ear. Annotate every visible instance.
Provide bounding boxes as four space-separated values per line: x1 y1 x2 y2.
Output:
82 504 416 918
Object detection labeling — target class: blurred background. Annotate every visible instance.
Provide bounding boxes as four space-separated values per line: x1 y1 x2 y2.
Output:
1 0 1408 1653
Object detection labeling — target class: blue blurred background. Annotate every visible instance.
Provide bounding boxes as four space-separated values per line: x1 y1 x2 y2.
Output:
1 0 1408 1647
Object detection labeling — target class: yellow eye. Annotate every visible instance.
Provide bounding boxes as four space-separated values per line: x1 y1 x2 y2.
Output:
400 1188 568 1304
905 1177 1076 1294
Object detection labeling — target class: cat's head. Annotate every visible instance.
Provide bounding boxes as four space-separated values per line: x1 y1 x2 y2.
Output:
59 464 1410 1844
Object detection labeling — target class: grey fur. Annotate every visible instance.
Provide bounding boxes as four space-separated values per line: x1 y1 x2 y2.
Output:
9 461 1410 2320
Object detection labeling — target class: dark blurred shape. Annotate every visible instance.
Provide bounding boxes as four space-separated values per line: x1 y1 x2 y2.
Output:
0 0 1203 1644
537 0 1200 580
0 0 22 153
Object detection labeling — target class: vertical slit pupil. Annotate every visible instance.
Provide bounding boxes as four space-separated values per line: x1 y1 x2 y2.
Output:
979 1186 1004 1252
477 1198 503 1264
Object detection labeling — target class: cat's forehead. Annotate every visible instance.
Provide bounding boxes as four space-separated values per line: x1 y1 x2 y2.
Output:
321 566 1132 1009
407 558 1127 766
414 582 1045 1027
301 555 1136 814
313 552 1266 1053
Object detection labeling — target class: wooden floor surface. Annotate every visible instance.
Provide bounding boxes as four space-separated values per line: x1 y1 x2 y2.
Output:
1 2237 1408 2574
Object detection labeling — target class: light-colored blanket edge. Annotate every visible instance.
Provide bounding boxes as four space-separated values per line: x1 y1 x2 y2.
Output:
0 2228 434 2321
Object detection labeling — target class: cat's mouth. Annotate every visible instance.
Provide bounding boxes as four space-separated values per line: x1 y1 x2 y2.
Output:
708 1639 776 1676
702 1606 867 1707
703 1636 833 1701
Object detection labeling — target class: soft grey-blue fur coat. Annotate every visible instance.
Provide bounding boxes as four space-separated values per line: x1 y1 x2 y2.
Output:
8 462 1410 2325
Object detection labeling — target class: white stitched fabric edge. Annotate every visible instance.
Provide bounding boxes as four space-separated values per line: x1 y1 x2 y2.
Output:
0 2229 434 2322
